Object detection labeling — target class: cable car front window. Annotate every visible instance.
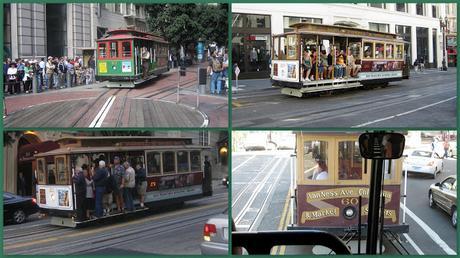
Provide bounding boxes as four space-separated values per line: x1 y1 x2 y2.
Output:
338 141 363 180
55 156 68 185
122 41 132 57
273 36 279 60
304 141 328 181
98 43 107 59
110 41 118 58
287 35 298 60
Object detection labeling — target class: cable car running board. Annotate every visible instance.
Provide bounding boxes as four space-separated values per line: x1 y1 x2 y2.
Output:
50 207 149 228
281 82 363 97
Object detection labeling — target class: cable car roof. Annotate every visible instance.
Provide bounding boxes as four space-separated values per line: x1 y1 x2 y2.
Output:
277 22 405 42
97 28 169 44
34 144 210 157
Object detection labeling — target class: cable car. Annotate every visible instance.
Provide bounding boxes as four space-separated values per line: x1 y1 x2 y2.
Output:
271 23 409 97
96 28 170 88
34 136 210 227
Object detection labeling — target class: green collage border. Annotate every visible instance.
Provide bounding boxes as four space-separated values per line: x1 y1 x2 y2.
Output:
1 1 459 258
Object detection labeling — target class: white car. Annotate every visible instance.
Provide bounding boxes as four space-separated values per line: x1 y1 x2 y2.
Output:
403 149 443 178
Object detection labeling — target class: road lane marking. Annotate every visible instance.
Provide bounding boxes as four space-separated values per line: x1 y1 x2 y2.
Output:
95 96 116 127
400 202 456 255
403 233 424 255
271 189 290 255
88 95 116 127
232 158 278 207
234 158 283 225
353 96 456 127
232 155 256 172
4 202 224 251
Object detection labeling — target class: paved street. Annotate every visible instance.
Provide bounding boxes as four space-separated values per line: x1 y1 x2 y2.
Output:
232 69 456 128
4 66 228 128
232 151 457 255
3 184 227 255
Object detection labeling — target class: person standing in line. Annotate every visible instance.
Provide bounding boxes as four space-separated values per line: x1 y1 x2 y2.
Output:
443 140 450 158
203 156 213 196
45 56 55 90
123 161 136 212
17 172 26 196
93 160 108 218
57 57 67 89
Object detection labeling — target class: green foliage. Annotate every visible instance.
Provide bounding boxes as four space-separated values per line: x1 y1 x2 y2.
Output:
146 4 228 50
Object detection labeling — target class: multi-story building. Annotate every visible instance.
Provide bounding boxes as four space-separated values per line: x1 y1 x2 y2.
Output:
4 3 148 60
232 3 457 78
3 131 228 195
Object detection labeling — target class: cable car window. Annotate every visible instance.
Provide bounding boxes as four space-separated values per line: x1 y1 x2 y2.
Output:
190 151 201 171
55 156 67 185
162 151 176 174
280 36 286 59
98 43 107 59
395 44 403 59
385 43 394 59
122 41 132 57
37 158 46 184
338 141 363 180
125 152 144 169
110 41 118 58
177 151 189 173
273 37 279 60
348 42 361 60
71 154 90 172
375 43 384 59
147 152 161 175
287 35 298 60
363 42 374 59
304 141 328 181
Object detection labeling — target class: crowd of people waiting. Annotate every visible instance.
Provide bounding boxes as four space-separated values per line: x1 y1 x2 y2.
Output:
3 55 96 95
302 47 361 81
72 156 147 222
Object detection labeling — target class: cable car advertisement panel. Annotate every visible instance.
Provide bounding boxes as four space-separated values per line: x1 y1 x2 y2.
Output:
146 172 204 202
272 60 300 82
296 184 400 227
36 185 74 211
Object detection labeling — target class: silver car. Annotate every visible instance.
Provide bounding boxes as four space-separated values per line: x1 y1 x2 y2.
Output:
429 175 457 227
200 209 229 254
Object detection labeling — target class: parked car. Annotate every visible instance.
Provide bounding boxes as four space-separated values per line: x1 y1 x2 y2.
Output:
3 192 39 224
428 175 457 227
403 149 443 178
200 209 228 254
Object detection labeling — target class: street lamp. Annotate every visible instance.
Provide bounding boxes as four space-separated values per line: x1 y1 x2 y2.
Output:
439 17 448 71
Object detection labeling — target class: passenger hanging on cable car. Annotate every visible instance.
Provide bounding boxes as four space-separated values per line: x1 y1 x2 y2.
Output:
141 47 151 79
302 50 312 81
347 48 361 78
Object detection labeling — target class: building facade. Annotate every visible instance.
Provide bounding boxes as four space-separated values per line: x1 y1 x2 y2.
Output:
3 131 228 195
4 3 147 60
232 3 457 78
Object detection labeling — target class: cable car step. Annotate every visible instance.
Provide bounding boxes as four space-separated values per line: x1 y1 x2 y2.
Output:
281 82 363 97
50 207 149 228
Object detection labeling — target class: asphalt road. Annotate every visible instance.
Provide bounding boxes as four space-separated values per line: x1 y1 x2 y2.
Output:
232 68 456 128
3 185 228 255
4 66 228 128
231 151 457 255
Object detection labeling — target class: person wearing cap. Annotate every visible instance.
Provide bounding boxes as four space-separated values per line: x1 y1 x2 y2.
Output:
93 160 108 218
312 156 328 180
45 56 55 90
112 156 125 212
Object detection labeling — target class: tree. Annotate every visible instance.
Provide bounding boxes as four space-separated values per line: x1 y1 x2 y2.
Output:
146 4 228 53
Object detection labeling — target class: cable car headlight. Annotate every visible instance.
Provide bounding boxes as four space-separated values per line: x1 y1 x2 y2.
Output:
343 206 356 219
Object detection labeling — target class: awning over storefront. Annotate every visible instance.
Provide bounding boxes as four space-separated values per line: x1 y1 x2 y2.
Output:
18 141 60 163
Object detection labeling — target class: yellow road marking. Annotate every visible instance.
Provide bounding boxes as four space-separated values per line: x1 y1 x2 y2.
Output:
278 207 291 255
271 189 291 255
5 202 224 250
